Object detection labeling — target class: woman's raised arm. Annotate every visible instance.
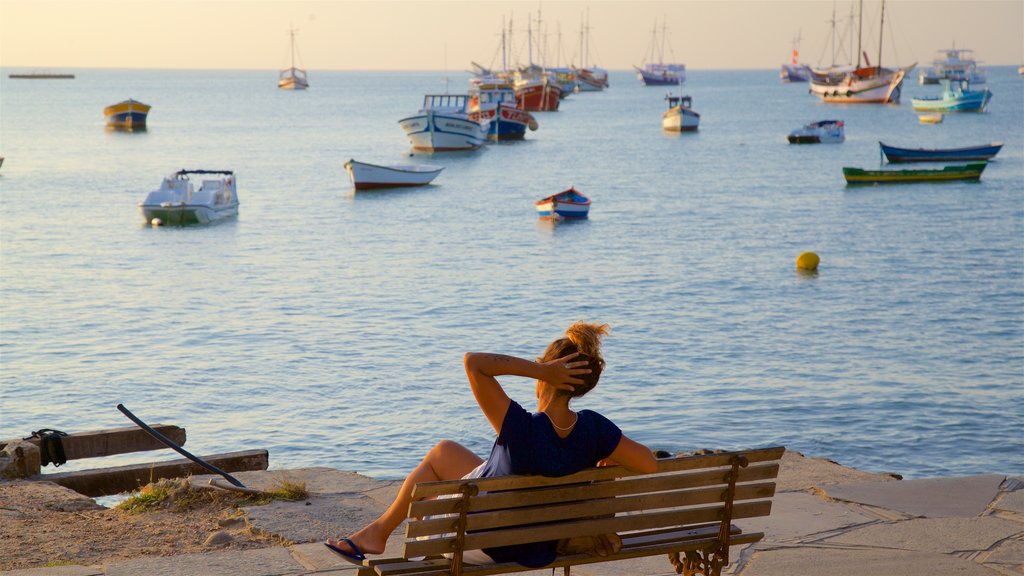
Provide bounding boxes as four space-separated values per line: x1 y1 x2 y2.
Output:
464 352 588 435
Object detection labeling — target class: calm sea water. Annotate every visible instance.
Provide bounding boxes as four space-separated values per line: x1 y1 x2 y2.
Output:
1 68 1022 481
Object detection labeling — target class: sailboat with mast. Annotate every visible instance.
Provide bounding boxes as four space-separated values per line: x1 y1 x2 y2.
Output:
573 9 608 92
634 18 685 86
513 12 563 111
809 0 914 103
278 27 309 90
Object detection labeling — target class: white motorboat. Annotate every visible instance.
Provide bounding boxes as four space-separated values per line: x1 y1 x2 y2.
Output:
919 47 985 85
344 159 444 190
661 94 700 132
139 170 239 226
398 94 490 152
788 120 845 144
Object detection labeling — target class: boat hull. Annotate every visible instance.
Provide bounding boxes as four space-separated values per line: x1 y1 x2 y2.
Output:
788 121 844 144
843 163 987 184
469 104 536 141
780 64 812 82
139 203 239 226
911 89 991 112
398 111 488 152
514 81 562 112
810 67 908 103
535 188 591 220
879 142 1003 163
104 99 151 128
344 159 443 190
662 108 700 132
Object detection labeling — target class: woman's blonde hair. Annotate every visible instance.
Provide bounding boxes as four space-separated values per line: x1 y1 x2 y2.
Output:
539 321 611 398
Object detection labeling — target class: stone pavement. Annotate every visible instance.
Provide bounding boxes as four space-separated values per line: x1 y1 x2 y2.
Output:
3 452 1022 576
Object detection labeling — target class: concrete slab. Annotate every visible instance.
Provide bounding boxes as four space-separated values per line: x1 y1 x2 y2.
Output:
243 493 388 545
822 474 1006 518
0 566 103 576
190 468 399 497
993 489 1024 515
774 451 899 491
734 492 877 543
825 517 1022 554
738 547 998 576
104 547 304 576
289 532 407 572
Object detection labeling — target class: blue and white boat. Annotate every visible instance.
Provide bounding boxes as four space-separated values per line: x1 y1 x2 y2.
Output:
634 20 685 86
919 47 985 85
398 94 490 152
535 187 591 220
788 120 844 144
911 79 992 113
468 88 538 141
879 141 1003 163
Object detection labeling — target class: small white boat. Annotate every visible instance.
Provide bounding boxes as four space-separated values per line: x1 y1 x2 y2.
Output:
344 159 444 190
787 120 845 144
139 170 239 226
398 94 490 152
661 94 700 132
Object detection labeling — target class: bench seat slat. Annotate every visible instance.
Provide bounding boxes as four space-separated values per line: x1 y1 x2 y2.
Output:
403 499 772 558
407 481 777 538
410 447 784 500
409 462 780 518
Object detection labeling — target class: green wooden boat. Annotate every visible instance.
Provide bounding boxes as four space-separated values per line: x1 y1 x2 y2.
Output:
843 162 987 185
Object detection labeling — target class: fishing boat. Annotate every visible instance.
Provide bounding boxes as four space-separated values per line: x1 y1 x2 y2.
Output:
278 27 308 90
879 141 1003 163
787 120 844 144
919 47 985 85
535 187 591 220
843 163 987 185
138 170 239 226
635 19 685 86
574 10 608 91
911 79 992 113
809 0 913 104
398 94 490 152
103 99 151 130
514 67 563 112
344 159 444 190
918 113 943 124
468 88 538 141
661 94 700 132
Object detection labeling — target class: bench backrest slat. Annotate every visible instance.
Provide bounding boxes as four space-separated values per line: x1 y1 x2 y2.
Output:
409 462 779 518
403 499 773 558
410 447 784 500
407 481 776 538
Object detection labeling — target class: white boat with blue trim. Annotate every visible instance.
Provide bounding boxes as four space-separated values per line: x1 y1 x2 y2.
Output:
662 94 699 132
139 170 239 226
398 94 490 152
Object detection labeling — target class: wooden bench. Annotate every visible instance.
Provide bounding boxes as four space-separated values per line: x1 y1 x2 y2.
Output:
356 446 785 576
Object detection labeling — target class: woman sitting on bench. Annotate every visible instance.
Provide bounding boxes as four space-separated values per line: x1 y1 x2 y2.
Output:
326 321 658 568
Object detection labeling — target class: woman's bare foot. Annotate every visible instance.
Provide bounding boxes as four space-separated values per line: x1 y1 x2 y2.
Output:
326 522 389 557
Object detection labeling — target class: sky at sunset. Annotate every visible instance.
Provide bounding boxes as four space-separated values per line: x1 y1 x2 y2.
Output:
1 1 1021 72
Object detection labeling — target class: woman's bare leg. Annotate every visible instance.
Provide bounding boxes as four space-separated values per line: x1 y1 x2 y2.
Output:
327 440 484 556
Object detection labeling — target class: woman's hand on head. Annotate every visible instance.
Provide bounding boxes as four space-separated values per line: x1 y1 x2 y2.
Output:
541 352 591 392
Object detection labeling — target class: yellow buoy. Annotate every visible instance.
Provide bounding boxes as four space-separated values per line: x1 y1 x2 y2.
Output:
796 252 820 271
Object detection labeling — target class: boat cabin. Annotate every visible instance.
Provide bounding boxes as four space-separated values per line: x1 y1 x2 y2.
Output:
421 94 470 114
665 94 692 110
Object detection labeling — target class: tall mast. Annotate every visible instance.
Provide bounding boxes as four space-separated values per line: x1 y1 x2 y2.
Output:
290 28 296 69
856 0 863 68
527 14 533 67
829 1 837 68
877 0 885 72
659 18 668 65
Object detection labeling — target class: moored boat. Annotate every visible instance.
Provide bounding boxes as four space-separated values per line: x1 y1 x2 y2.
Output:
468 88 538 140
911 79 992 113
514 68 563 112
635 19 685 86
535 187 591 220
879 141 1003 163
104 99 150 130
278 27 308 90
398 94 490 152
918 113 943 124
787 120 844 144
780 33 811 82
661 94 700 132
919 47 985 85
843 163 987 185
344 159 444 190
139 170 239 226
